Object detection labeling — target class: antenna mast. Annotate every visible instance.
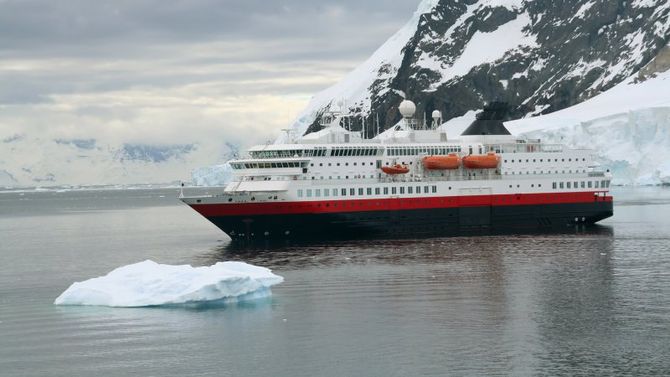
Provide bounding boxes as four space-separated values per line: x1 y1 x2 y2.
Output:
362 115 366 139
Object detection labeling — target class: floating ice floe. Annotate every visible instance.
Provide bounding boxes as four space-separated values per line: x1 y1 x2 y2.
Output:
54 260 284 307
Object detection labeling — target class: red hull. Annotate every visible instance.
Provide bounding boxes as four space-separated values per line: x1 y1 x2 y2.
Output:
190 191 613 217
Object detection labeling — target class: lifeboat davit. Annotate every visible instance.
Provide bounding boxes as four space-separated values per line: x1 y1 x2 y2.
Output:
462 152 500 169
423 154 461 170
381 164 410 175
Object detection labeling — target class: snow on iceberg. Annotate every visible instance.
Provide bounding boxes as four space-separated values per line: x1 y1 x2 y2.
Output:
54 260 284 307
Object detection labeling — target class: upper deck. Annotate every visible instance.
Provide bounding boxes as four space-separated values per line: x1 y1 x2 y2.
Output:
222 101 608 194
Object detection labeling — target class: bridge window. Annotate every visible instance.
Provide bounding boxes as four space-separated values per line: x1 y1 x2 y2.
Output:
297 189 303 197
350 188 355 196
375 187 380 195
400 187 405 194
432 186 437 193
424 186 429 193
315 189 321 197
392 187 397 194
408 187 413 194
588 181 593 188
307 189 312 198
341 188 347 196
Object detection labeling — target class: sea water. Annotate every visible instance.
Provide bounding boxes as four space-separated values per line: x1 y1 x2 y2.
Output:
1 187 670 376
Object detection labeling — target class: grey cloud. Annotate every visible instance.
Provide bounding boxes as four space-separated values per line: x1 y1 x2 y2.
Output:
0 0 419 105
0 0 418 55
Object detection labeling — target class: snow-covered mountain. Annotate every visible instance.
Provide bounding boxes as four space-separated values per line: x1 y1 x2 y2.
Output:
0 135 239 188
287 0 670 139
266 0 670 187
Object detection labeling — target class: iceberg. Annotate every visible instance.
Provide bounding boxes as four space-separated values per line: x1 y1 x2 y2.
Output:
54 260 284 307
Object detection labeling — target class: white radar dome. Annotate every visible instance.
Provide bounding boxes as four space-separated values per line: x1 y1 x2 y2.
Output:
431 110 441 119
399 100 417 118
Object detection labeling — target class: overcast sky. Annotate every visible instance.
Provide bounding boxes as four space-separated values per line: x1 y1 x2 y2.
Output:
0 0 420 157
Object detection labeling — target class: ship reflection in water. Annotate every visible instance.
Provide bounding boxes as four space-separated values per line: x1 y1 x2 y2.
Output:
196 225 642 375
202 225 615 269
201 223 665 375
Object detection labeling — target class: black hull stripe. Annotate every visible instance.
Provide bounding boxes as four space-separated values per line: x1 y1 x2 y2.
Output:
202 201 614 241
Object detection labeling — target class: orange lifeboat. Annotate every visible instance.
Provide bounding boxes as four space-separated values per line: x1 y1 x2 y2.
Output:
381 164 410 175
462 152 500 169
423 154 461 170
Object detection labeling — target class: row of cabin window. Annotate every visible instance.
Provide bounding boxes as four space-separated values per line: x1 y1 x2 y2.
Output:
388 146 461 157
250 149 327 159
552 180 610 190
330 147 381 157
297 185 438 198
504 157 587 163
505 170 588 175
311 162 376 167
231 162 303 169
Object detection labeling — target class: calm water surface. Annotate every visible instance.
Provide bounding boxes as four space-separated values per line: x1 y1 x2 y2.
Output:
1 187 669 376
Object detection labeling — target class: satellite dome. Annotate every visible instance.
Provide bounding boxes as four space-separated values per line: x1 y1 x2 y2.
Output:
431 110 441 119
399 100 416 118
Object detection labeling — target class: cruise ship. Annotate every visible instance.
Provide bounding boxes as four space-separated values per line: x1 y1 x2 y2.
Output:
181 101 613 241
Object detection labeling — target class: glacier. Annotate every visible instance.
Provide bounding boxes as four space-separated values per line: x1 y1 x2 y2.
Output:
54 260 284 308
506 70 670 186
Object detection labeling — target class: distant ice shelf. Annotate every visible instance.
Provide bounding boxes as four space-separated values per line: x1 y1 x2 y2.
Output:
54 260 284 308
191 163 233 187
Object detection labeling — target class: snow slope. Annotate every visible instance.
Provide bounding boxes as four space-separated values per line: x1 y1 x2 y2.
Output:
54 260 284 307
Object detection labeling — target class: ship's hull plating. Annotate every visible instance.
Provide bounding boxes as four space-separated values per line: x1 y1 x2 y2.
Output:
190 199 613 242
